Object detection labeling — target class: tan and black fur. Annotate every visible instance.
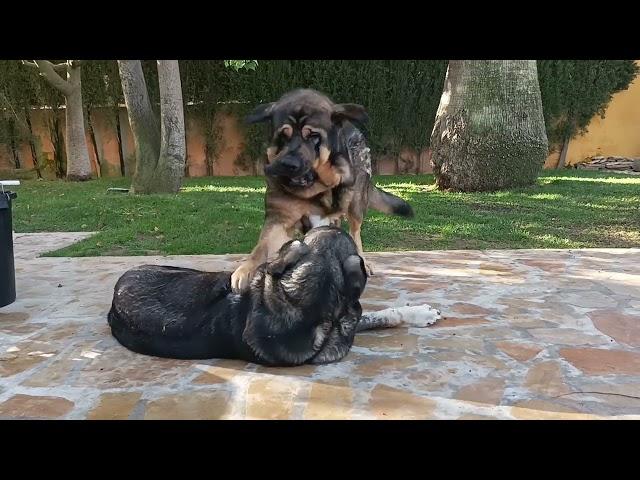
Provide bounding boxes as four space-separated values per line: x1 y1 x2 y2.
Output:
231 89 414 292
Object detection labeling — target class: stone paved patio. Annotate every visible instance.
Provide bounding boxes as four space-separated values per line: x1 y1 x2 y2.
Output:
1 232 640 419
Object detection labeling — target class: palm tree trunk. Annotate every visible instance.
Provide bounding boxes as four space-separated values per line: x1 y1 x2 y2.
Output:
430 60 549 192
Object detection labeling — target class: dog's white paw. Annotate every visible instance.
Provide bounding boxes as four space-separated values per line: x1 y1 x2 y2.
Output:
393 305 441 328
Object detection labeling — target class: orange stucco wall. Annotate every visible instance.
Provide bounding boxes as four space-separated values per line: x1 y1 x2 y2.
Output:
0 106 432 177
544 60 640 168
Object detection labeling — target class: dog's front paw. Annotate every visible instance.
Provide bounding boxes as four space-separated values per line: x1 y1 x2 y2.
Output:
231 263 256 293
396 305 441 328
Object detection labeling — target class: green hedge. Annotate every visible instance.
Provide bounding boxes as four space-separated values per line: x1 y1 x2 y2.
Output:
537 60 639 146
180 60 449 158
1 60 638 170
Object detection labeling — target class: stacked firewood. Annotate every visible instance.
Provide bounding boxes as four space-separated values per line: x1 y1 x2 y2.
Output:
577 156 640 173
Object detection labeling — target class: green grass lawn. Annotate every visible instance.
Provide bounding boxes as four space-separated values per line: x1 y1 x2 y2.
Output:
8 170 640 257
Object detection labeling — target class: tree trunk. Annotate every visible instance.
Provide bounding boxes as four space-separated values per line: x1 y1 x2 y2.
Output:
184 141 190 178
48 110 66 178
114 110 126 176
8 118 21 169
556 136 570 169
118 60 161 194
25 60 92 181
64 63 93 181
86 107 102 178
204 118 215 176
24 108 43 179
156 60 186 193
430 60 549 192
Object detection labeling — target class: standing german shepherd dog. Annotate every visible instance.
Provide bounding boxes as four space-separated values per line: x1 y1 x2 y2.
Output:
231 89 414 292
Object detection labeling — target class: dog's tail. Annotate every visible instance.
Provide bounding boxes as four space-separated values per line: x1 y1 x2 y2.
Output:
367 185 414 218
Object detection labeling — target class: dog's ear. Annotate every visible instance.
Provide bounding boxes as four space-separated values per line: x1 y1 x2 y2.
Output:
332 103 369 125
342 254 368 300
266 240 311 278
245 102 276 124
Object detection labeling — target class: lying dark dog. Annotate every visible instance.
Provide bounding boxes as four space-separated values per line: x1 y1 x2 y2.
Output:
108 227 439 366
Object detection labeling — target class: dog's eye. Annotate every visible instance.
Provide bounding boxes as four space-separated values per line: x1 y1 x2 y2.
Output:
275 135 287 149
309 134 321 145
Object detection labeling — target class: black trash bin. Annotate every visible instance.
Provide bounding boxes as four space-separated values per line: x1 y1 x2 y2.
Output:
1 190 17 307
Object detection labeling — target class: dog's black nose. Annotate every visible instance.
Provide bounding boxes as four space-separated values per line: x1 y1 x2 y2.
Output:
264 154 305 178
280 156 301 173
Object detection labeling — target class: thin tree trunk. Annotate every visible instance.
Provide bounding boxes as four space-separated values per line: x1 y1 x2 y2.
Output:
118 60 161 193
24 108 43 179
184 139 190 178
205 142 214 176
204 121 215 176
8 119 20 169
156 60 186 193
556 136 570 169
48 110 65 178
430 60 549 192
114 110 126 176
64 63 93 180
86 107 102 178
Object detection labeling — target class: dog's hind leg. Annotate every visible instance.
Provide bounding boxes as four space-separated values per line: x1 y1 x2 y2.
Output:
348 216 375 277
356 305 441 332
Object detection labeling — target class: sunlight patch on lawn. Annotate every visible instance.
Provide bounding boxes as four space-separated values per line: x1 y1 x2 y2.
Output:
540 175 640 186
181 185 266 194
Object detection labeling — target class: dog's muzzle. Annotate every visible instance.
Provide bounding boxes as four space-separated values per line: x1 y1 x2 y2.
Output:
265 153 310 176
265 161 316 188
286 170 316 187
